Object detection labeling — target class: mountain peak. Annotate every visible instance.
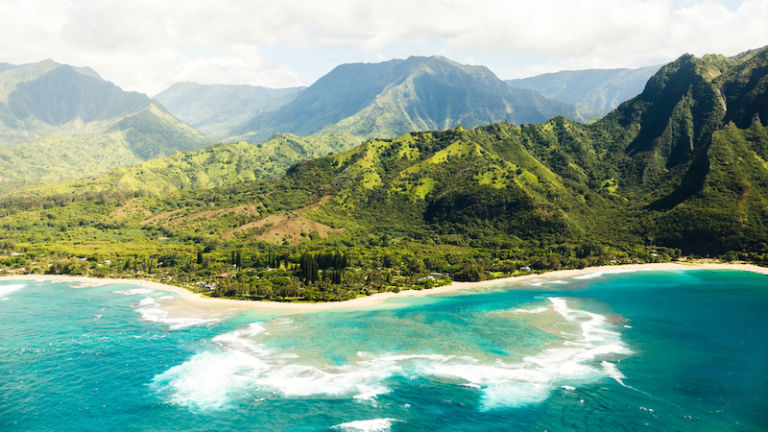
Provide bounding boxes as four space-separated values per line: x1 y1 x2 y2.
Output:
36 58 59 67
232 55 592 141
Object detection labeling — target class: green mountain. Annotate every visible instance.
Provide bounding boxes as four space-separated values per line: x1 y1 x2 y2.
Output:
506 65 660 112
154 83 304 139
16 132 359 196
0 60 210 186
2 46 768 301
232 56 597 142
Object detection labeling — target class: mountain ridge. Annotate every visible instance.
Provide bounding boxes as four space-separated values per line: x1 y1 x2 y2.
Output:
232 55 597 142
506 65 660 112
1 46 768 302
0 60 211 186
154 82 304 139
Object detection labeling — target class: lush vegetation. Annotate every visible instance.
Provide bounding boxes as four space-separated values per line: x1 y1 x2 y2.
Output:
0 61 209 188
1 47 768 302
6 132 361 197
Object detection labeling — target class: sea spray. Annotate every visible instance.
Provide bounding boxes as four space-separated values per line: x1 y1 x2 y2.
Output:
2 271 767 430
332 418 400 432
0 283 25 299
114 288 155 296
152 297 632 411
133 296 220 330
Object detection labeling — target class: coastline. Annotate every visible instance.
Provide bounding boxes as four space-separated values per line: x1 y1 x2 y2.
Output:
2 262 767 313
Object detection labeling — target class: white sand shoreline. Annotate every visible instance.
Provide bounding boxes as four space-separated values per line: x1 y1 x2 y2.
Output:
2 262 767 313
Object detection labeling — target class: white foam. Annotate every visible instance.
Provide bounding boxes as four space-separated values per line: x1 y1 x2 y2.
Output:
601 361 628 387
511 306 550 314
212 323 268 354
425 297 631 409
154 297 632 411
0 284 24 299
153 326 422 409
114 288 154 296
332 418 398 432
573 272 603 280
573 269 639 280
71 282 110 288
135 297 220 330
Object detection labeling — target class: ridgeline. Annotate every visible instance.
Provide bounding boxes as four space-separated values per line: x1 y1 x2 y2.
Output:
1 46 767 301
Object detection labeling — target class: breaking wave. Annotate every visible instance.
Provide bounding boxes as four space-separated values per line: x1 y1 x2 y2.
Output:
152 297 631 410
134 296 220 330
332 418 399 431
0 283 25 300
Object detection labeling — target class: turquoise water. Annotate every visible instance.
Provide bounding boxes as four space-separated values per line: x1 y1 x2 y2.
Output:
1 270 767 431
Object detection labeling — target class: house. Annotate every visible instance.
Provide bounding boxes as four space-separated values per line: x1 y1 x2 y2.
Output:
195 281 217 290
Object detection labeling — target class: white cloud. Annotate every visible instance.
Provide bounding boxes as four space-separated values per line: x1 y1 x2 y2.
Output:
0 0 765 94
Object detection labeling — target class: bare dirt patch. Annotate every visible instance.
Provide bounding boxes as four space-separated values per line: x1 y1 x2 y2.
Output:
141 203 260 228
140 209 184 226
223 197 337 244
254 212 337 244
114 198 152 220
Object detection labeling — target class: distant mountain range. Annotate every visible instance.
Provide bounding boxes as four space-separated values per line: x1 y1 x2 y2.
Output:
206 45 768 256
2 46 768 301
154 83 304 139
230 56 598 142
0 60 210 185
506 65 660 112
1 56 610 188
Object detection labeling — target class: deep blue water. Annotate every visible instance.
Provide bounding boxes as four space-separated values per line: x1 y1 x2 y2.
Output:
1 270 766 431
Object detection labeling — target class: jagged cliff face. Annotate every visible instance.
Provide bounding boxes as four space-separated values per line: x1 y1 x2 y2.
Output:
590 47 768 253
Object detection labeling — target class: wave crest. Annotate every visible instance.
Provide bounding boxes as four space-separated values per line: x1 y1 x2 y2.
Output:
153 297 631 411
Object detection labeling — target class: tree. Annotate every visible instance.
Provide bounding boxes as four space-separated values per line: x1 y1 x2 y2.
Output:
300 252 319 283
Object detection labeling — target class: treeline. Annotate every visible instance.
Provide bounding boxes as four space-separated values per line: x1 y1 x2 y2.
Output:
299 251 349 283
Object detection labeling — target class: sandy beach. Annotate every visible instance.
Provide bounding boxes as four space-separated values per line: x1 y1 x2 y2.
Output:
2 262 767 315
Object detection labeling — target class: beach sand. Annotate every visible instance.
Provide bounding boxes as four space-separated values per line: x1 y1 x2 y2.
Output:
2 262 767 317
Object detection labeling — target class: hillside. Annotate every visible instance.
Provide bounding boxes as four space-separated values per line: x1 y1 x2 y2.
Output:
1 46 767 301
154 83 304 139
0 60 210 186
13 132 360 196
232 56 597 142
506 65 659 112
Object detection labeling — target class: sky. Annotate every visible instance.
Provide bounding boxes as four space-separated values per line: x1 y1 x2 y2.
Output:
0 0 766 96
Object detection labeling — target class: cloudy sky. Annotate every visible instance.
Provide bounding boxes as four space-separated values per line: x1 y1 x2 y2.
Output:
0 0 766 95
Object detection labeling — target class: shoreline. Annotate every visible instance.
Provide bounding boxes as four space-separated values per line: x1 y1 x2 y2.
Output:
2 262 767 312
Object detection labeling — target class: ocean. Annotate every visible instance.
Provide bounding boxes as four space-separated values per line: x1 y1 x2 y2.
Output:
1 269 766 431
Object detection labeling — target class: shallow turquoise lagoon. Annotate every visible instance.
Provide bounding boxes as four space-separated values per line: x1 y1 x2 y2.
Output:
1 270 766 431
